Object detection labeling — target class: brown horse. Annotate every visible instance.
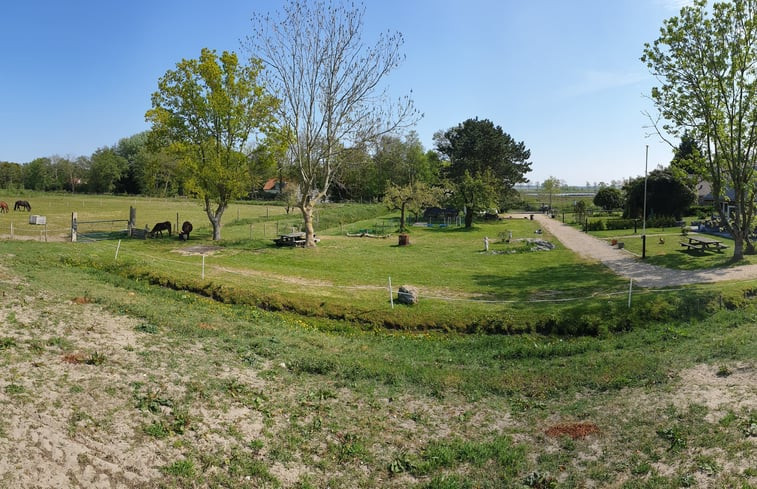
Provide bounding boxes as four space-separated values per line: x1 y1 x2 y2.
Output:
0 201 8 213
150 221 171 237
14 200 31 211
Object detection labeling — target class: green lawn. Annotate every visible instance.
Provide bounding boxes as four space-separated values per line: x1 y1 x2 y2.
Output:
2 193 756 333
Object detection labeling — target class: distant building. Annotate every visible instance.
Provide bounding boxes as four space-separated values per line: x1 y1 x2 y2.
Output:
262 178 287 196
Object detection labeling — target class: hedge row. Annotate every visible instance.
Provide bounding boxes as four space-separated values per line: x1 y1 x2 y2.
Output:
587 216 681 231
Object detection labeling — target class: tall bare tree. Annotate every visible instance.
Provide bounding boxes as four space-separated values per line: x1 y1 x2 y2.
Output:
247 0 419 247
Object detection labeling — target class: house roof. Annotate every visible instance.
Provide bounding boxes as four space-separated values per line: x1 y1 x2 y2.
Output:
263 178 284 191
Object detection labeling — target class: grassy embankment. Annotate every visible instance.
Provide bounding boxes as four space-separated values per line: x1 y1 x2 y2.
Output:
0 230 754 487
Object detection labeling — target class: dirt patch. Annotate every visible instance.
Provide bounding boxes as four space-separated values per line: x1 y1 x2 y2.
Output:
672 363 756 421
173 244 224 256
545 422 600 439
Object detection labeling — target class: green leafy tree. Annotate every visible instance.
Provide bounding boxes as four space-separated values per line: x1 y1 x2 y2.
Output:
88 148 127 193
670 132 705 178
248 0 419 247
435 118 532 227
49 156 87 193
623 169 696 220
113 132 151 194
146 48 279 240
0 161 24 189
593 186 623 211
573 200 588 226
333 144 374 202
541 176 562 211
384 181 442 232
23 157 53 191
642 0 757 258
143 148 181 197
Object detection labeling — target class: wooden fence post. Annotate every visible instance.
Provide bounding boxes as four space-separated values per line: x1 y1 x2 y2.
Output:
71 212 77 242
128 206 136 236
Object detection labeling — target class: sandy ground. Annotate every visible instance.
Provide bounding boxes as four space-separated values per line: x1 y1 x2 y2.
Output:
533 213 757 287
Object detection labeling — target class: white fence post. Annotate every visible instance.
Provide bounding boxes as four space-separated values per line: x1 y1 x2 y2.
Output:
389 276 394 309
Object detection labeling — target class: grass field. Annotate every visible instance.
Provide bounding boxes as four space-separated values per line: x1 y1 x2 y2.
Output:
0 230 754 487
2 193 757 333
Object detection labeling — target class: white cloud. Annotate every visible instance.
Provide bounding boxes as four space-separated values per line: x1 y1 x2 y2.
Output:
563 70 648 97
655 0 694 11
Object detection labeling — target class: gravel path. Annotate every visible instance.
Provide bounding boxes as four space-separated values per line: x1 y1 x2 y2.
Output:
532 213 757 288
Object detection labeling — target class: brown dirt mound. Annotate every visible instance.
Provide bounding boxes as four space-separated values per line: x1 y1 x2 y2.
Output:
545 422 599 439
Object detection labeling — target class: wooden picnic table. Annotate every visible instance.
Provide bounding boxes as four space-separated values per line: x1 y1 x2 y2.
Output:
273 232 320 247
273 232 307 247
680 235 728 253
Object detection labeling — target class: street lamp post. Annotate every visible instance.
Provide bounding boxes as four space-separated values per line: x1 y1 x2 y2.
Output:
642 145 648 259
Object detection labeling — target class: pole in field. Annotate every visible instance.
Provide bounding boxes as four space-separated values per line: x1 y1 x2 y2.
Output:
627 279 633 308
202 255 206 280
115 240 121 261
642 145 648 259
389 277 394 309
71 212 77 242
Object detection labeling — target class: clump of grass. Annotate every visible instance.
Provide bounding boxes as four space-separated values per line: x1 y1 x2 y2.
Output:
85 351 106 366
4 383 25 395
134 387 173 413
135 322 158 334
657 426 687 451
716 364 732 377
522 471 557 489
161 458 196 478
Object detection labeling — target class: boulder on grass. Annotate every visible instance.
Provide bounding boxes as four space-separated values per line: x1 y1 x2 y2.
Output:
397 285 419 305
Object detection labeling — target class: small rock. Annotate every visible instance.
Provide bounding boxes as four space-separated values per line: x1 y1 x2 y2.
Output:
397 285 419 305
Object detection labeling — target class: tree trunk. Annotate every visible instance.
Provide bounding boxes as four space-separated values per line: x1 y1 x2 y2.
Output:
205 197 225 240
464 207 474 228
301 204 317 247
730 236 745 261
399 203 407 232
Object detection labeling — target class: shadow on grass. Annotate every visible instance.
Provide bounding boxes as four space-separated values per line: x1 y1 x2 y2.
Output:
472 262 620 301
645 249 744 271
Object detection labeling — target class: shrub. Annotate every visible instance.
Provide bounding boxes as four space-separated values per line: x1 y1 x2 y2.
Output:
604 219 637 230
586 220 606 231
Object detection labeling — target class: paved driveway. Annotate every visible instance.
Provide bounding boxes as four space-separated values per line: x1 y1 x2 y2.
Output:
532 214 757 288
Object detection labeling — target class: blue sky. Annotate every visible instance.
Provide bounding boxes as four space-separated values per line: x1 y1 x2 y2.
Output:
0 0 690 185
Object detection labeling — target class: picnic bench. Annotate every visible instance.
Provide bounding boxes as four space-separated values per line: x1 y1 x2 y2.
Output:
273 232 319 247
680 235 728 253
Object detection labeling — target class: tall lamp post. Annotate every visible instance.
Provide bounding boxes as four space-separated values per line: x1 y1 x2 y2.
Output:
642 145 649 259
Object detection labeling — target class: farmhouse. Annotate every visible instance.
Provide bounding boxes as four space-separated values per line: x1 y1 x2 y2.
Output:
262 178 287 196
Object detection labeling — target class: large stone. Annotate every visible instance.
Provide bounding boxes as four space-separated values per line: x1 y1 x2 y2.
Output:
397 285 419 305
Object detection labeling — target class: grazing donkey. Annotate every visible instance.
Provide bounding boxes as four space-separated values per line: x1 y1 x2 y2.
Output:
150 221 171 237
178 221 193 241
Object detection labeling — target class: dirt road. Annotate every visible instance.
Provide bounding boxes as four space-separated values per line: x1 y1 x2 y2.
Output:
533 214 757 288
